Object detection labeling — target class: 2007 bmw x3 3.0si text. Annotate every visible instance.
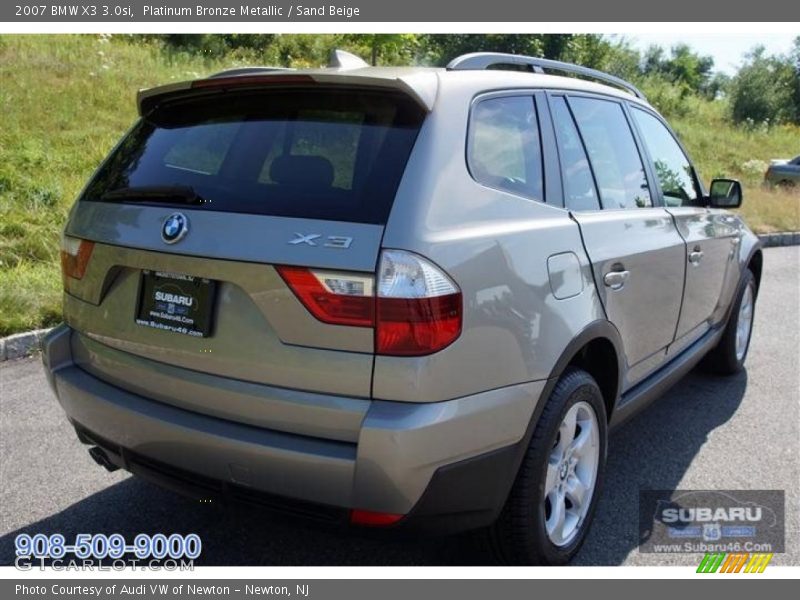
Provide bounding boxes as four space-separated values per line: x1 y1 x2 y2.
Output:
42 50 763 565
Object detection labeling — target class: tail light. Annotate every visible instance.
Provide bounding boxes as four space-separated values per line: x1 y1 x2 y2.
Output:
275 266 374 327
276 250 462 356
60 236 94 286
375 250 462 355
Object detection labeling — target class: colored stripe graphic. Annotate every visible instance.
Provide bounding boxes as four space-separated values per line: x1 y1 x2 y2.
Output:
744 553 773 573
720 553 749 573
697 552 726 573
697 552 773 573
732 552 750 573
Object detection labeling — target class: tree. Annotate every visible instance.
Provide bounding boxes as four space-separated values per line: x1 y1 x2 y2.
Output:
157 34 279 59
792 36 800 122
704 72 731 100
641 43 714 96
730 46 797 125
418 35 574 66
561 35 640 80
642 45 666 76
338 34 419 66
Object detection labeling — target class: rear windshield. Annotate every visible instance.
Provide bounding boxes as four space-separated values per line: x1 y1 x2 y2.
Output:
81 88 426 224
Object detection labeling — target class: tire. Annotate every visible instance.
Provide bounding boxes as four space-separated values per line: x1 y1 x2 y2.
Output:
703 269 756 375
488 367 607 565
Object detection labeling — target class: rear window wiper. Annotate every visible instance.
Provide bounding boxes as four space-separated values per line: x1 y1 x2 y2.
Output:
100 185 206 205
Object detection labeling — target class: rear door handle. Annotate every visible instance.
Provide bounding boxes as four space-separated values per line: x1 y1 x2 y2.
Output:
689 250 704 265
603 270 630 290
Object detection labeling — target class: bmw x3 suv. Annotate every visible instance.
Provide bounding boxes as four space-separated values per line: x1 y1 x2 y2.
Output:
42 50 763 565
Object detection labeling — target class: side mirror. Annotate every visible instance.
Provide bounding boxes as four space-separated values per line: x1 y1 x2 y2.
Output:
708 178 743 208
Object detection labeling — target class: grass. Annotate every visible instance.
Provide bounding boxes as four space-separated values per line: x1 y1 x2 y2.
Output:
738 186 800 234
0 35 251 336
666 94 800 232
0 34 798 335
0 262 62 335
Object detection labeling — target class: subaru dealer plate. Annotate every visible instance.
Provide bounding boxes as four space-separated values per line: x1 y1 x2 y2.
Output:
135 270 217 337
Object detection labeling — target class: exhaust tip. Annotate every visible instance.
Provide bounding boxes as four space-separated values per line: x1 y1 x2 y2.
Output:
88 446 119 472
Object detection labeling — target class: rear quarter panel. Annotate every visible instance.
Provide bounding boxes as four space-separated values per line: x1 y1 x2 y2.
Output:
376 78 608 402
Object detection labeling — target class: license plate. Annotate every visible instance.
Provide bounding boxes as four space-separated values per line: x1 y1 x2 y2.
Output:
135 270 217 338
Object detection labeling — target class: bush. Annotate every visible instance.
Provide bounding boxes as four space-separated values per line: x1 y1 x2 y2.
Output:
639 75 694 118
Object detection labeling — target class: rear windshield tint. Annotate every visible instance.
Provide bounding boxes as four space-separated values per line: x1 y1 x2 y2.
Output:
81 88 426 224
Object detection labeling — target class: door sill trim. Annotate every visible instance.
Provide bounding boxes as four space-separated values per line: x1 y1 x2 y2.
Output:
610 324 724 430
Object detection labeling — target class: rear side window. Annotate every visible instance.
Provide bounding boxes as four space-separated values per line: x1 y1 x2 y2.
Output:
569 97 652 210
631 107 701 207
550 97 600 211
468 96 544 201
81 89 425 224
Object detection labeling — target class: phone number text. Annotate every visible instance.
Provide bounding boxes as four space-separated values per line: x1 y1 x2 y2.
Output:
15 533 202 560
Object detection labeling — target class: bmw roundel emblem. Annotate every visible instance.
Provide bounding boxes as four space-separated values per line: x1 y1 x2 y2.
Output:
161 212 189 244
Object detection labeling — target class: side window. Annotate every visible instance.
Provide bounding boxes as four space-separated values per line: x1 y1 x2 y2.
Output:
569 97 652 209
550 96 600 211
631 107 701 207
468 96 544 201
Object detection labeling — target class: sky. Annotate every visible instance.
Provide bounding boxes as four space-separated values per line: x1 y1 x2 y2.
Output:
619 34 797 75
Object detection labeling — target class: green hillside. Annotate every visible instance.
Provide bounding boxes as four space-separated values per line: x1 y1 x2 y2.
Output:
0 35 797 336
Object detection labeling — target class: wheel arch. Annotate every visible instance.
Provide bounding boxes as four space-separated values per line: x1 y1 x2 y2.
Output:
545 320 625 422
747 247 763 294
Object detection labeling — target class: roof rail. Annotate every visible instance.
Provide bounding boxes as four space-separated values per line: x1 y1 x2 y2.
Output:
446 52 646 100
208 66 295 78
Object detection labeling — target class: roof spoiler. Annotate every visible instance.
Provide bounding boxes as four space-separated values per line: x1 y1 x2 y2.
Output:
137 73 436 117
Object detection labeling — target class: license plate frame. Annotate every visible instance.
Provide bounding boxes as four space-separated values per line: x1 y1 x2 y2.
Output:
135 270 217 338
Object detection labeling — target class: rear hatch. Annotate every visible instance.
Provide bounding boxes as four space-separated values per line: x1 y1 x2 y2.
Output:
62 83 426 405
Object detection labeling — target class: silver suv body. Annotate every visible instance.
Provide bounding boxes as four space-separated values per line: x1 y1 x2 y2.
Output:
42 52 762 564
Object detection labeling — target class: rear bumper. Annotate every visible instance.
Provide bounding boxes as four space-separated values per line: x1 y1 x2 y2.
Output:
42 324 545 533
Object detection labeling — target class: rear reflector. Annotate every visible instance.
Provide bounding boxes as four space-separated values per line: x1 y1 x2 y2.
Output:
350 509 404 527
60 236 94 282
277 250 462 356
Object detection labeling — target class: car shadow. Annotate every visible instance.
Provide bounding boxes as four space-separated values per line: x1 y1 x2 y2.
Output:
0 368 747 566
573 367 749 565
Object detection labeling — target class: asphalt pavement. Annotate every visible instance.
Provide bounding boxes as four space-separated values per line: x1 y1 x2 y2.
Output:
1 246 798 566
